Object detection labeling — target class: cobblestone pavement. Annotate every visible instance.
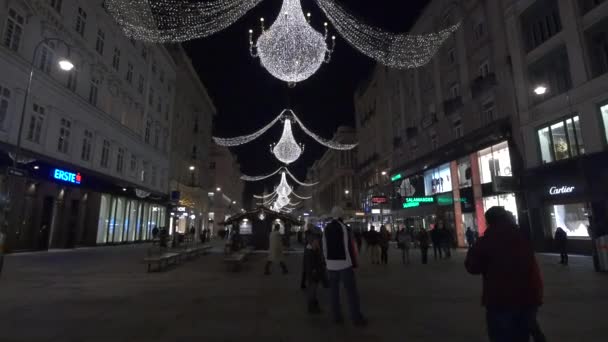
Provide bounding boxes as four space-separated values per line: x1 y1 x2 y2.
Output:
0 242 606 342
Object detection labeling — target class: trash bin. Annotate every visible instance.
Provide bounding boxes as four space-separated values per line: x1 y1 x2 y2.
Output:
595 235 608 272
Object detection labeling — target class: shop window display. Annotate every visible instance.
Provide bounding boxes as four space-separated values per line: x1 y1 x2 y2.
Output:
601 104 608 143
457 157 472 188
478 141 512 184
537 115 584 164
482 193 518 223
547 203 590 238
96 194 164 244
424 163 452 195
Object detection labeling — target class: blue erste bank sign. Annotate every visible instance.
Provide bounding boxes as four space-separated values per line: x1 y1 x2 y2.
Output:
52 168 82 185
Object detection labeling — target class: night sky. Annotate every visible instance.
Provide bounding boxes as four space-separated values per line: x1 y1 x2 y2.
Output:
184 0 428 205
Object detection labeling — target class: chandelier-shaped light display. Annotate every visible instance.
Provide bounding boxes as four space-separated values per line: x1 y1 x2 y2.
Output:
249 0 335 85
213 109 357 165
242 166 318 187
271 119 304 164
276 172 293 198
107 0 458 74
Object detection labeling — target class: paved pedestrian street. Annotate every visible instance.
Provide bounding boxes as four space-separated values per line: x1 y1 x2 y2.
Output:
0 244 606 342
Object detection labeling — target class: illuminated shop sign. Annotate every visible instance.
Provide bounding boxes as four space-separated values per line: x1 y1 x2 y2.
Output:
549 186 575 196
391 173 402 182
52 168 81 184
371 196 389 204
402 197 434 209
176 206 187 212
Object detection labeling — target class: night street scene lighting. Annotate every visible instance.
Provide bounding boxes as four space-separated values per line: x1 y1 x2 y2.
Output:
0 1 606 341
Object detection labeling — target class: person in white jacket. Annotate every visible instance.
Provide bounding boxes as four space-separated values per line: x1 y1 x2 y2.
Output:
265 224 288 275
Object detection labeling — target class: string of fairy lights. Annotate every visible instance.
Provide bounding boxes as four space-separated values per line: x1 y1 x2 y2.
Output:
213 109 357 166
107 0 459 84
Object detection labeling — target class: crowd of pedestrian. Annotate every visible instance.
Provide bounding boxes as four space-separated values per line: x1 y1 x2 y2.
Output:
257 204 553 340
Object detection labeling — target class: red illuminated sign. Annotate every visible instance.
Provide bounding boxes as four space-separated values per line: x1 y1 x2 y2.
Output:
371 196 388 204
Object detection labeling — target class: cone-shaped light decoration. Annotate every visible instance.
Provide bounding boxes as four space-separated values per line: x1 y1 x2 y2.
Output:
271 118 303 164
255 0 329 84
276 172 293 198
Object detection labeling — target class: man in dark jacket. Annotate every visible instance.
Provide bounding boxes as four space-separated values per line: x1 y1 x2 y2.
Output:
465 206 544 342
554 227 568 265
430 226 443 260
323 207 367 326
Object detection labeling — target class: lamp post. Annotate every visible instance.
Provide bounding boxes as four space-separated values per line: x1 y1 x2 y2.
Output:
13 38 76 168
1 38 76 272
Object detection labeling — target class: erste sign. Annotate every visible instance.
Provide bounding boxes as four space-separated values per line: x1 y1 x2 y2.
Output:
52 168 81 184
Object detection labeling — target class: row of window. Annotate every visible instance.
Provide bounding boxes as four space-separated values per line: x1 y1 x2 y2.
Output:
15 100 167 189
2 4 171 143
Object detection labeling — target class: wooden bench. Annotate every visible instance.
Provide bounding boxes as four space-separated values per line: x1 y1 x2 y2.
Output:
143 252 181 272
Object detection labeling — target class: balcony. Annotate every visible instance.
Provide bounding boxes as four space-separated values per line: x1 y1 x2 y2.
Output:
470 73 497 99
443 96 463 116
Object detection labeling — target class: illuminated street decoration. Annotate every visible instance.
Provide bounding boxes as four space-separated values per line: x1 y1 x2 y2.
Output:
213 109 357 162
105 0 265 42
315 0 461 69
249 0 335 85
242 167 318 186
271 118 304 164
107 0 458 74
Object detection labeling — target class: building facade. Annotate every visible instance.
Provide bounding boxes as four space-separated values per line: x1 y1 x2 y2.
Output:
0 0 174 251
305 126 358 221
503 0 608 254
167 44 215 240
354 66 396 231
359 0 608 254
207 145 244 234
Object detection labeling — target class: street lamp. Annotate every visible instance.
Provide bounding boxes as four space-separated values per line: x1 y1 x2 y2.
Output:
533 85 548 96
381 171 387 176
13 38 77 168
189 165 196 171
216 187 222 192
344 190 350 195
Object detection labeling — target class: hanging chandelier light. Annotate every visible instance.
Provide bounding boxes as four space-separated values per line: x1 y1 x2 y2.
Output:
213 109 356 159
249 0 335 86
108 1 458 75
270 118 304 165
242 166 319 186
275 172 293 198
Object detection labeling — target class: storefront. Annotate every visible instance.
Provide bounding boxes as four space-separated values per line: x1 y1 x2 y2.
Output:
96 194 166 244
524 152 608 255
0 154 167 252
390 121 521 247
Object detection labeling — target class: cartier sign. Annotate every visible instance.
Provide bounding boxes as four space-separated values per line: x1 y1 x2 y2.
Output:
549 186 575 196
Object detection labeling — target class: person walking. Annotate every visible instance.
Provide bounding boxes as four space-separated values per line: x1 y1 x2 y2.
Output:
367 227 380 265
265 224 288 275
441 225 453 259
554 227 568 265
465 227 475 248
354 229 363 253
417 228 430 264
465 206 545 342
430 225 443 260
379 225 390 265
397 228 412 264
323 207 367 326
303 227 327 314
